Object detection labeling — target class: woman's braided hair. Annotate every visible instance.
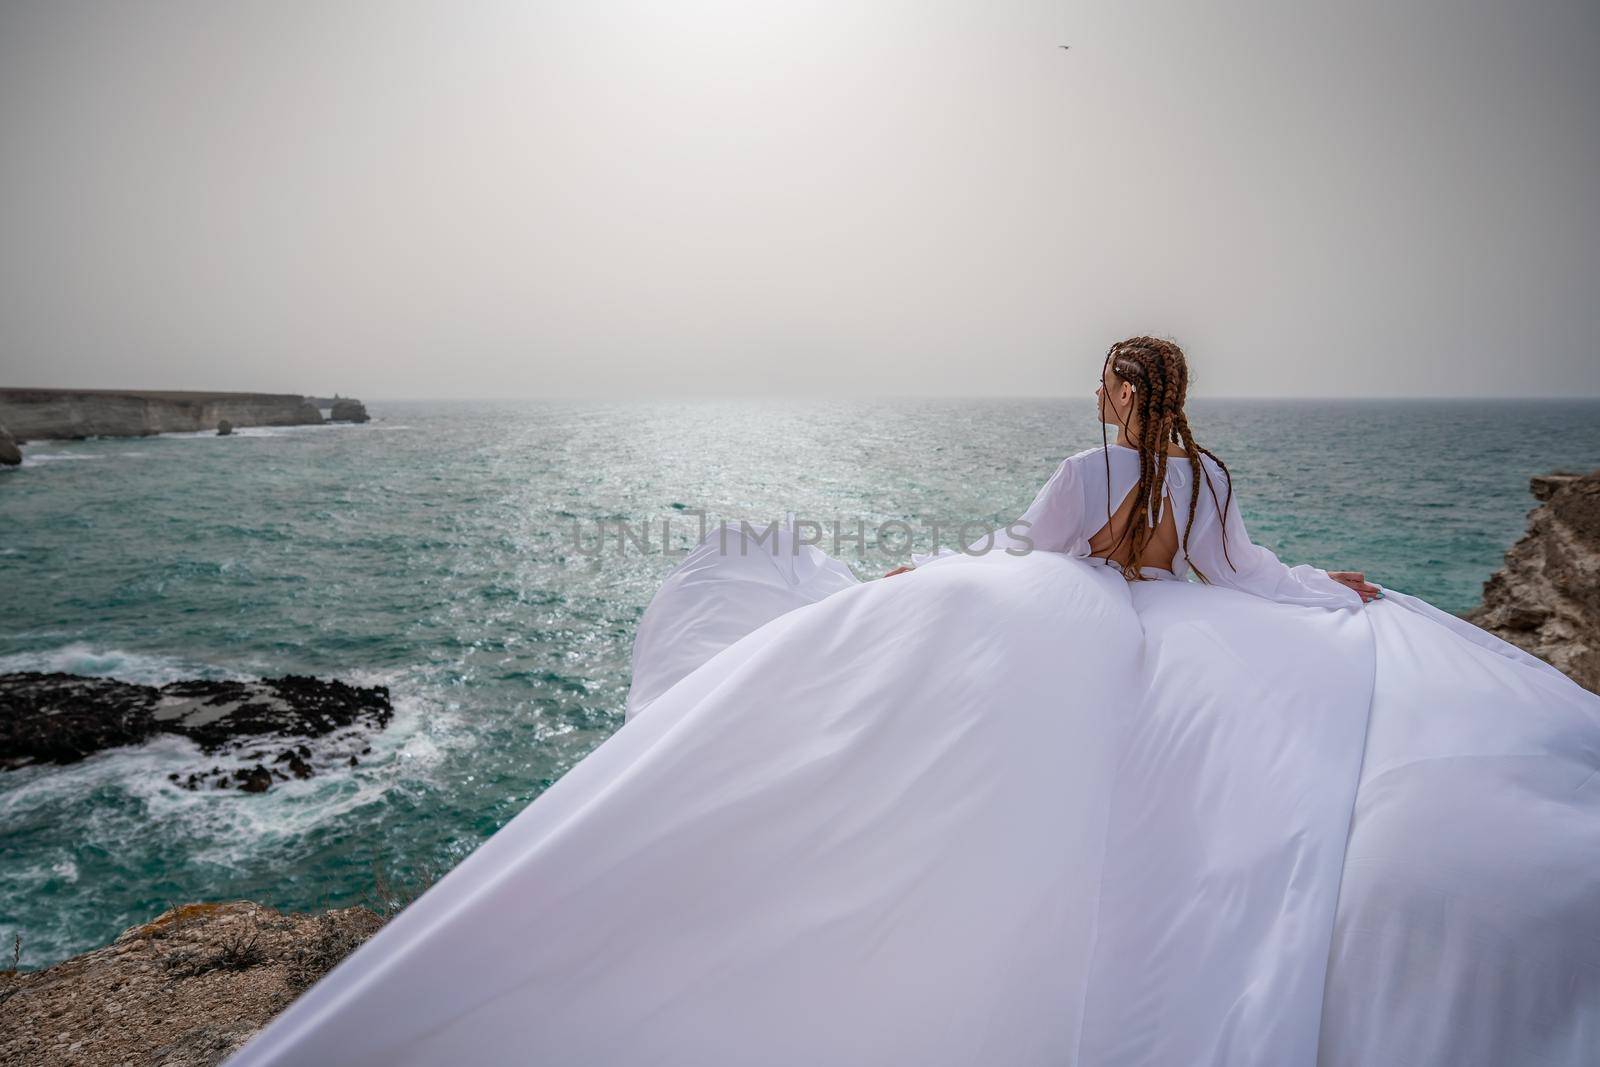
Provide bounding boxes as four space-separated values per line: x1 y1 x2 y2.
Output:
1098 336 1236 583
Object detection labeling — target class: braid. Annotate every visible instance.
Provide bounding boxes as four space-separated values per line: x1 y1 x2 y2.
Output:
1099 341 1160 580
1096 336 1237 583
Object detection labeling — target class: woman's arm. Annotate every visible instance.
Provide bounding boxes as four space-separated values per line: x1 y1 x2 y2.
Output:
1193 473 1374 610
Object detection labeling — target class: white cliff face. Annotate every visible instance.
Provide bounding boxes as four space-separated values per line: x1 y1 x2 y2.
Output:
0 390 329 440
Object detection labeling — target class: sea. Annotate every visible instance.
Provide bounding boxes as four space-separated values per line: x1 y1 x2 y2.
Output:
3 397 1598 968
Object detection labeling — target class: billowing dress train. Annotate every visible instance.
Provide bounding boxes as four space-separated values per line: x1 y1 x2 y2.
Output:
225 446 1600 1067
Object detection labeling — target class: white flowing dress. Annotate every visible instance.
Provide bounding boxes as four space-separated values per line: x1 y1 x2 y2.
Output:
225 445 1600 1067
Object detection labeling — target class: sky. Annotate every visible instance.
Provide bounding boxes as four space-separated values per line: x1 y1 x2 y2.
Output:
0 0 1596 399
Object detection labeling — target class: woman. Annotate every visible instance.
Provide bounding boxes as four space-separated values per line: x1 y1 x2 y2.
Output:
226 338 1600 1067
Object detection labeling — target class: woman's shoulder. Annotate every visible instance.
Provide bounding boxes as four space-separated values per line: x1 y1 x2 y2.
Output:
1060 445 1199 466
1059 446 1110 479
1193 450 1234 482
1056 445 1231 480
1186 452 1241 510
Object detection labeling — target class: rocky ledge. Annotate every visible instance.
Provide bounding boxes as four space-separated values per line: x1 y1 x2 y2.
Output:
1465 468 1600 694
0 901 383 1067
328 398 370 423
0 672 393 791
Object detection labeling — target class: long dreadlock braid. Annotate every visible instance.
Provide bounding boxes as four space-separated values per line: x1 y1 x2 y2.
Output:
1097 336 1237 583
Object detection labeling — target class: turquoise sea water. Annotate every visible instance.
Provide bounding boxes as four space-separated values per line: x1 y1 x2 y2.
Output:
3 397 1599 967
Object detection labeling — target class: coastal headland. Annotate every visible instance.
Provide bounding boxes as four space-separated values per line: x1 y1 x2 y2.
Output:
0 389 369 457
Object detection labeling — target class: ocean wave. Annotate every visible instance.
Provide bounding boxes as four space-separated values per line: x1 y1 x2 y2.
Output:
156 423 351 440
235 424 351 437
0 644 250 686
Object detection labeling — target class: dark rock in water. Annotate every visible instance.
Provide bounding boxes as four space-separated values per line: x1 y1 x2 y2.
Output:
0 425 20 466
234 764 273 792
0 671 393 790
1465 467 1600 694
274 748 314 779
216 418 233 436
0 673 159 764
329 398 370 423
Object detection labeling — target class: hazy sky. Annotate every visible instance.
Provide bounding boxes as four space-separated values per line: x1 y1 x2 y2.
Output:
1 0 1596 399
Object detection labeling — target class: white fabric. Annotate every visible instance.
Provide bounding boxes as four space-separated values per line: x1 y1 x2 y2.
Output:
626 516 858 720
225 454 1600 1067
1317 585 1600 1064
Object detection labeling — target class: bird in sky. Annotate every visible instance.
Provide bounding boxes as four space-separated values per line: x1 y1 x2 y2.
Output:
1059 45 1070 50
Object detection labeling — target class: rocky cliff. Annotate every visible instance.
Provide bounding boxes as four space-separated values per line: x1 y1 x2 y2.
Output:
0 902 382 1067
0 389 328 441
1465 468 1600 693
328 398 370 423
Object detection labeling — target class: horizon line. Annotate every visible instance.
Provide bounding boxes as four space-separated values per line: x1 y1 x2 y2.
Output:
4 385 1599 404
350 393 1600 403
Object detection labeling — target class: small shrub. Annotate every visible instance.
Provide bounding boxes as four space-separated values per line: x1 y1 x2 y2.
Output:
167 924 266 978
285 912 374 992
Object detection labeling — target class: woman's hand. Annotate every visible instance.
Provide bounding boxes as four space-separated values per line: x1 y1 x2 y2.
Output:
882 565 915 579
1327 570 1383 603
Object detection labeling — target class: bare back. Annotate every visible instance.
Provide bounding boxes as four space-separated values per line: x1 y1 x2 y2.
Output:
1086 448 1187 574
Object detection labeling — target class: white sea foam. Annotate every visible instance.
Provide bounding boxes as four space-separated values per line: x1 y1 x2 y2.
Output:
184 687 468 870
156 428 232 439
0 644 248 686
159 423 351 440
233 424 349 437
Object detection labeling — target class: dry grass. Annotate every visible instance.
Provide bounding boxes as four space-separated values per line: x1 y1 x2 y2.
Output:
0 849 453 1065
361 854 448 922
285 911 373 992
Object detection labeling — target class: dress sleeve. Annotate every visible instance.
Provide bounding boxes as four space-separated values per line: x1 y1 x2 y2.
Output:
911 455 1083 566
1193 470 1364 611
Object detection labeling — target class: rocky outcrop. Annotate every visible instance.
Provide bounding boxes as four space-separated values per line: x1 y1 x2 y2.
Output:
0 671 393 790
0 389 329 441
216 419 233 436
328 398 370 423
0 425 19 466
0 901 383 1067
1466 469 1600 693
